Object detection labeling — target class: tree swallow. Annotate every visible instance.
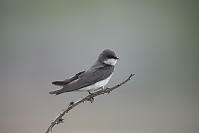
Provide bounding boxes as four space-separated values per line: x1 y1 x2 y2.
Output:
49 49 119 95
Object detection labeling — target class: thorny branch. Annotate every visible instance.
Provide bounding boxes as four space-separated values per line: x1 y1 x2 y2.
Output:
45 73 135 133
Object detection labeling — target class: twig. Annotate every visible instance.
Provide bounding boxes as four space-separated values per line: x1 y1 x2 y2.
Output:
45 73 135 133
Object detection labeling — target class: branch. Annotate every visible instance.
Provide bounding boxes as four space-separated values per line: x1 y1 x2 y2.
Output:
45 73 135 133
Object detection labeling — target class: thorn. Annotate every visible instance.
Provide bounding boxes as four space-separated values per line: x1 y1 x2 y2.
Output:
56 118 64 124
50 127 52 133
69 102 74 106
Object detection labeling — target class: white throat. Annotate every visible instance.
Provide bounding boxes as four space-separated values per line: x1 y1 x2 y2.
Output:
104 59 117 66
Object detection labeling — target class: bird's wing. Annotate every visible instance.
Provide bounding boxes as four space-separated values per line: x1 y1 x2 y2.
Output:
49 66 114 95
52 71 85 86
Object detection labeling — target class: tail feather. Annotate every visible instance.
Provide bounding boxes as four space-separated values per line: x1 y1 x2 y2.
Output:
52 71 85 86
49 89 64 95
52 81 67 86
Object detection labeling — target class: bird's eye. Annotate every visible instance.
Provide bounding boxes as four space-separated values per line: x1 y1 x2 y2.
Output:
106 55 114 58
107 55 118 59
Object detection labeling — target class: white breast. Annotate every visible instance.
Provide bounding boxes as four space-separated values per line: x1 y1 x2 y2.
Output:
77 74 112 92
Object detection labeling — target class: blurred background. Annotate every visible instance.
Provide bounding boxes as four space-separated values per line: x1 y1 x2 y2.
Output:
1 0 199 133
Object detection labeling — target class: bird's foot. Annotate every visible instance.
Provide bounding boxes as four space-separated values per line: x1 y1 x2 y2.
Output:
88 96 94 103
87 92 94 103
105 88 111 94
88 91 92 95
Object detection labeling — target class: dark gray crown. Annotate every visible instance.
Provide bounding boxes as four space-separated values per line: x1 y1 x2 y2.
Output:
98 49 119 63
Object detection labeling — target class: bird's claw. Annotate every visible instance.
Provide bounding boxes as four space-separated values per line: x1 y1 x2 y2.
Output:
105 88 111 94
88 91 92 95
87 95 94 103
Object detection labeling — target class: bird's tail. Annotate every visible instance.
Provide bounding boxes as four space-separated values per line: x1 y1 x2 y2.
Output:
49 89 64 95
52 81 67 86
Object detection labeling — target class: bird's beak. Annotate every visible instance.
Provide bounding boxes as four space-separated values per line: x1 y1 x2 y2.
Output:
115 57 119 60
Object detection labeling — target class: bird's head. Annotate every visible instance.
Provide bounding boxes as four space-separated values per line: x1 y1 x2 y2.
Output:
98 49 119 66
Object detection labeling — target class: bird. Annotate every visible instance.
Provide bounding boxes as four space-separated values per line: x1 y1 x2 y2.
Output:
49 49 119 95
